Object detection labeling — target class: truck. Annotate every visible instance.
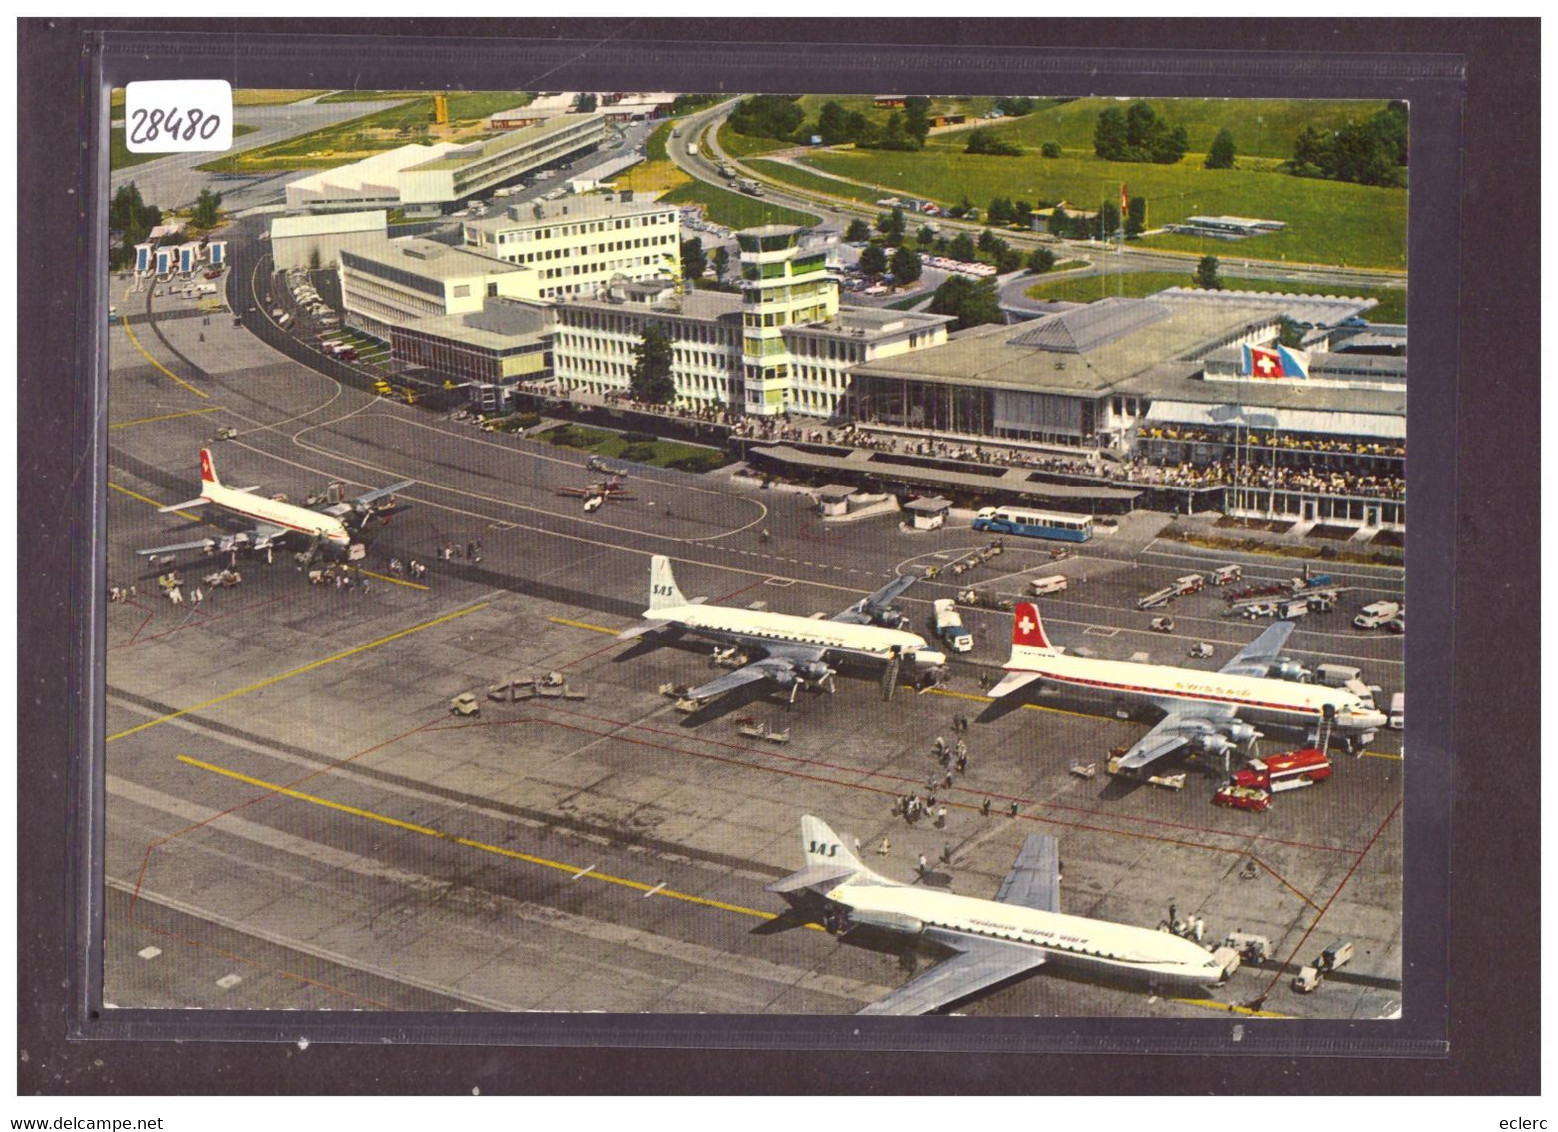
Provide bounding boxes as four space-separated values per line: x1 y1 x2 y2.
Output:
1389 692 1405 731
1288 571 1335 593
1230 747 1332 793
1314 663 1363 688
737 178 764 197
931 599 973 653
1354 600 1402 629
717 162 737 180
1029 574 1068 595
1293 940 1355 993
1211 564 1242 586
1136 573 1204 610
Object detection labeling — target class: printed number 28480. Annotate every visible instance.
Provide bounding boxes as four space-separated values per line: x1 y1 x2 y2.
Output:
128 107 222 145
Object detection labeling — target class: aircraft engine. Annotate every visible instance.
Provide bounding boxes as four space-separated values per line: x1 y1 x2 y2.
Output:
1225 722 1264 749
1272 657 1312 683
799 660 836 687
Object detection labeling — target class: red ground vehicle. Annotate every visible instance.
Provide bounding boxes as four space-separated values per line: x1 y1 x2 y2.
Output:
1213 785 1271 812
1231 748 1333 793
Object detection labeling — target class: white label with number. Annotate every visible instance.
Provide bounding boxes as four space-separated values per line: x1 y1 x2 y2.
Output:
124 80 233 153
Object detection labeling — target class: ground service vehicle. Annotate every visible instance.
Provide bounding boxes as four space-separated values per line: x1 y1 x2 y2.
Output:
1354 601 1402 629
1211 564 1242 585
1231 747 1332 792
1029 574 1068 595
737 178 763 196
1315 664 1364 688
973 507 1093 543
1389 692 1404 731
1213 785 1271 813
932 599 973 653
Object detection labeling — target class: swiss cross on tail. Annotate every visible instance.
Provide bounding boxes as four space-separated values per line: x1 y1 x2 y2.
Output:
199 448 218 484
1013 602 1053 650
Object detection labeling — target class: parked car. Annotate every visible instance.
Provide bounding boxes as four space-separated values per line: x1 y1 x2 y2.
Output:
1213 785 1272 813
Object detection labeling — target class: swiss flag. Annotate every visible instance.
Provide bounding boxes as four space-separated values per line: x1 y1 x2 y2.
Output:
1012 602 1053 650
1245 345 1284 378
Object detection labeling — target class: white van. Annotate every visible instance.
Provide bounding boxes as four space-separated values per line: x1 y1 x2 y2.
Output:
1030 574 1068 595
1389 692 1404 731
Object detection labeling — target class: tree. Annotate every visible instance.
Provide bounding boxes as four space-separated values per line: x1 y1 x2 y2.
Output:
1287 102 1408 187
876 207 906 245
1278 317 1306 348
680 237 707 282
858 243 888 277
844 217 872 243
575 93 598 113
192 187 223 230
1125 195 1147 239
109 182 162 270
1040 141 1062 159
1099 200 1122 240
1194 254 1224 291
948 232 977 262
728 95 805 141
1205 127 1237 170
630 323 677 404
986 198 1013 226
1093 107 1129 160
916 224 937 247
902 96 931 148
816 101 852 145
994 96 1037 117
965 129 1022 157
889 244 922 286
710 245 730 282
927 275 1003 331
948 196 974 219
1027 247 1057 274
1048 206 1069 237
878 111 912 151
1012 200 1033 229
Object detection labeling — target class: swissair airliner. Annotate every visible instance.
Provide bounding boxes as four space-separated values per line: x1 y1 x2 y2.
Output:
990 602 1386 772
138 448 412 562
769 815 1230 1014
620 556 946 704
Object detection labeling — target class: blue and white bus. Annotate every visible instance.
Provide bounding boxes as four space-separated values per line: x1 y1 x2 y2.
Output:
972 506 1093 543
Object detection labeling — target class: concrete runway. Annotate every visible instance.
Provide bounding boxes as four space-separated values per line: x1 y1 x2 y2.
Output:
102 272 1405 1019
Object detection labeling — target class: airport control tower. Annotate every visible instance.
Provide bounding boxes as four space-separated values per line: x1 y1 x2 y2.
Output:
736 225 837 416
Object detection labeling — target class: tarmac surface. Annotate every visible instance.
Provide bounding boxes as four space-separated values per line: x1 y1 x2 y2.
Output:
102 271 1406 1020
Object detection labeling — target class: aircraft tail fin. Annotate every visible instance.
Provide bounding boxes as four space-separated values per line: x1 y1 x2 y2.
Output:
199 448 221 487
1009 602 1062 666
648 555 687 611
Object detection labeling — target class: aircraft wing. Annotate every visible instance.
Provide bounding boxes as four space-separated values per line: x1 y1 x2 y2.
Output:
350 480 414 508
156 496 212 514
1218 620 1297 678
682 648 827 702
832 572 917 624
137 522 290 558
137 537 220 558
857 931 1045 1016
1111 708 1236 773
987 670 1043 698
993 834 1062 913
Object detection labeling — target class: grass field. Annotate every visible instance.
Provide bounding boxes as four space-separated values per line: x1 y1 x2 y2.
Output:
537 424 731 471
799 147 1406 269
195 91 533 174
743 159 884 205
110 123 256 170
616 119 693 195
316 90 427 103
1022 268 1407 323
716 121 791 159
660 180 819 230
932 98 1397 162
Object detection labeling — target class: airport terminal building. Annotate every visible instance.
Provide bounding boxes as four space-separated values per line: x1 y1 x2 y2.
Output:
284 114 608 213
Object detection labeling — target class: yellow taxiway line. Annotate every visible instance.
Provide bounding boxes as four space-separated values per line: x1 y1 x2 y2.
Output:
121 319 209 400
176 754 799 926
1169 996 1290 1019
355 568 429 592
108 602 488 742
109 480 208 525
111 406 226 430
547 616 618 635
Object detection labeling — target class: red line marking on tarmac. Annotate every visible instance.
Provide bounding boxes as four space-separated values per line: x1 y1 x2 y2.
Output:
124 607 157 646
128 919 395 1010
110 592 294 650
1260 796 1403 996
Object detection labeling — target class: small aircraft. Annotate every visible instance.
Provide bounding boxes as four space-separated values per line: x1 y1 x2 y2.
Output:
137 448 413 565
557 474 636 512
768 815 1231 1014
620 556 943 705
